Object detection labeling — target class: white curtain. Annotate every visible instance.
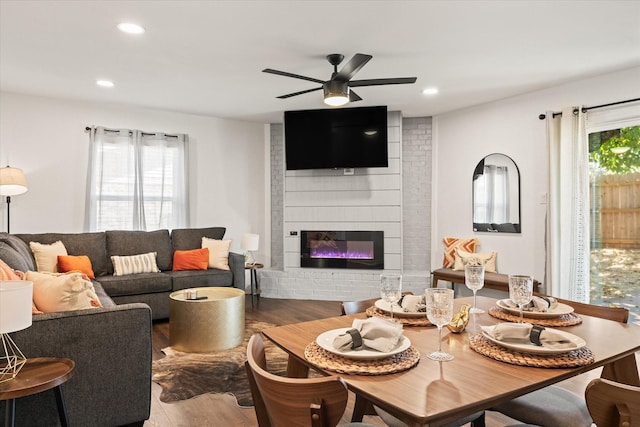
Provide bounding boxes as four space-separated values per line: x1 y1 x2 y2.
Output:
473 165 510 224
85 127 189 231
545 107 589 301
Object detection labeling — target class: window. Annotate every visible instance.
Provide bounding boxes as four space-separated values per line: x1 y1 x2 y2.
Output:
85 127 189 231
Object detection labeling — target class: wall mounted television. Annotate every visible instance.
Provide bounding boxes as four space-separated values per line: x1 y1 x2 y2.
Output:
284 105 388 170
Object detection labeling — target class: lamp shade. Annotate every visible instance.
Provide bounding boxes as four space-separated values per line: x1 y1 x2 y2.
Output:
0 167 28 196
0 281 33 333
241 233 260 252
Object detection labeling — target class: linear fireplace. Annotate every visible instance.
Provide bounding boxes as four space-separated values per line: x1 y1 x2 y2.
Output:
300 231 384 269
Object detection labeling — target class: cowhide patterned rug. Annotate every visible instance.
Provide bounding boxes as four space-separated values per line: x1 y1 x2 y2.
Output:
152 320 288 406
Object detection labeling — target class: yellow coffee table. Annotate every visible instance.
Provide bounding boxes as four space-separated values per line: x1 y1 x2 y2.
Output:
169 287 245 352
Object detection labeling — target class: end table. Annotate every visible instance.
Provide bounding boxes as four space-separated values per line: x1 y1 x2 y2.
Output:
245 263 264 307
0 357 75 427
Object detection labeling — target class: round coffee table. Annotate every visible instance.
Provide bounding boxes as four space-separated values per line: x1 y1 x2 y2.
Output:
169 287 245 352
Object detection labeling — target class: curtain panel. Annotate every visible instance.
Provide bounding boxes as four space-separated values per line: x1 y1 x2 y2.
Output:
85 126 189 231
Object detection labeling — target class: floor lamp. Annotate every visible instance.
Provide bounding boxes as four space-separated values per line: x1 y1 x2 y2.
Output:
0 166 28 233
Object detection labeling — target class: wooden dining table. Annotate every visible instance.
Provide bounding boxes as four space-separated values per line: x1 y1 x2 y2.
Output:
261 296 640 427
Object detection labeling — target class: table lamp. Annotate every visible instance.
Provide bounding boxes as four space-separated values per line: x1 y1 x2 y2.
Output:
0 280 33 383
0 166 29 233
241 233 259 266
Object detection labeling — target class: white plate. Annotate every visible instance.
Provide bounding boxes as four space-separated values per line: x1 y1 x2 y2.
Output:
496 299 575 318
315 328 411 360
374 299 426 318
482 328 586 355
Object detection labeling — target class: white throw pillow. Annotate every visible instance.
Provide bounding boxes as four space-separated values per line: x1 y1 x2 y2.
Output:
453 249 497 273
29 240 68 273
201 237 231 271
111 252 160 276
26 270 101 313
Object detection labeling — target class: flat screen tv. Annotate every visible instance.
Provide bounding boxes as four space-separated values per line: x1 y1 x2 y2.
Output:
284 105 388 170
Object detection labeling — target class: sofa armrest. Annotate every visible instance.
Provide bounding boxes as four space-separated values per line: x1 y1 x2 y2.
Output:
2 304 152 427
228 251 246 290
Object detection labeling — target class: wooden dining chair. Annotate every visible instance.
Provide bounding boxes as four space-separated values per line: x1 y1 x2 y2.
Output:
245 333 376 427
340 295 486 427
490 297 631 427
585 378 640 427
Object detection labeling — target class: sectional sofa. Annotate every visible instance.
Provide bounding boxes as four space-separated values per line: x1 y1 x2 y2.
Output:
0 227 245 426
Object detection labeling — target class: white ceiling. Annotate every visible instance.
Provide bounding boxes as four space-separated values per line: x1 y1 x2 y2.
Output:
1 1 639 124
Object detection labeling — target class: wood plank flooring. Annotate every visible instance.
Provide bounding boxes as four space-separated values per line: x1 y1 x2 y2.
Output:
144 296 599 427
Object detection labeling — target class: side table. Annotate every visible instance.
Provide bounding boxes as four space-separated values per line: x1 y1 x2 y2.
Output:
0 357 75 427
245 263 263 307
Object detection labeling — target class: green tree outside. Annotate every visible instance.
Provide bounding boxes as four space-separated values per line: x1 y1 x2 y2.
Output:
589 126 640 174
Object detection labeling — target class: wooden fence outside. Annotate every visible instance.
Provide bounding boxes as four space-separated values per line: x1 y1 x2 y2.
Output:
590 172 640 248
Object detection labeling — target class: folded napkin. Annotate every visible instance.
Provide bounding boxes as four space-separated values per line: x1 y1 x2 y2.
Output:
503 296 558 312
333 317 404 353
400 295 425 312
482 323 578 349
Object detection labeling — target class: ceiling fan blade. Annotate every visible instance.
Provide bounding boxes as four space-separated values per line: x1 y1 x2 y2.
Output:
335 53 372 81
277 86 323 99
349 77 417 87
349 90 362 102
262 68 325 84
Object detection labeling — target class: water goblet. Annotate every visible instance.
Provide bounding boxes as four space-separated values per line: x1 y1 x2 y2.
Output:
380 273 402 321
508 275 534 323
424 288 455 361
464 264 485 313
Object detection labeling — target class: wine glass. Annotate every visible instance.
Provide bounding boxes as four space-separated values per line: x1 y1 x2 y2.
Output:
380 273 402 321
508 275 534 323
424 288 455 361
464 264 485 313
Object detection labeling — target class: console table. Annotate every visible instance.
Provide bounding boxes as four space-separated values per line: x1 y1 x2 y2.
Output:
0 357 75 427
431 268 541 293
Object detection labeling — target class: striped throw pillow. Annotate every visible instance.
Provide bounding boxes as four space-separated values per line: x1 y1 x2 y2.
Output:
111 252 160 276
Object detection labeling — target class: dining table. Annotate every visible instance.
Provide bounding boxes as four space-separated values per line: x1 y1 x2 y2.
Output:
261 296 640 427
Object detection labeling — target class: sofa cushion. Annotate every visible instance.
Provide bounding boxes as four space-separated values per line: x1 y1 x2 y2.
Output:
15 232 110 277
58 255 96 279
26 271 102 313
0 233 35 272
29 240 68 272
106 230 173 272
91 281 116 307
169 269 234 291
171 227 226 250
97 272 173 296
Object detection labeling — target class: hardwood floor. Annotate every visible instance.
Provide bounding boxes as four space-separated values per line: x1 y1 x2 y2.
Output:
144 296 597 427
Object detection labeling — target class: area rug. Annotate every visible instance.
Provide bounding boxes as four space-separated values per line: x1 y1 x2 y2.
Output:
152 320 288 407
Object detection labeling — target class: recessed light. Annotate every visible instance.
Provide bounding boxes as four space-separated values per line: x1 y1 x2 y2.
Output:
96 80 115 88
422 87 439 95
117 22 145 34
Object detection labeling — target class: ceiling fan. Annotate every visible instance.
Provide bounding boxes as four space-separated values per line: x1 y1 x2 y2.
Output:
262 53 417 106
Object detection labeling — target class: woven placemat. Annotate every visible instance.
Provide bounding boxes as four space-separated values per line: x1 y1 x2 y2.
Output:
304 342 420 375
488 307 582 327
365 306 433 326
469 333 594 368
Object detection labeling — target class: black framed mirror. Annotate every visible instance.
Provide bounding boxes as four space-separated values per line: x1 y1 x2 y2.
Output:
472 153 521 233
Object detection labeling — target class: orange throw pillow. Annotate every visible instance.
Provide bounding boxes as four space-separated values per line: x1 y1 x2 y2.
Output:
57 255 95 279
442 237 479 268
173 248 210 271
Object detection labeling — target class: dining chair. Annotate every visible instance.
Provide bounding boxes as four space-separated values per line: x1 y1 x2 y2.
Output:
585 377 640 427
340 295 486 427
490 296 630 427
245 333 377 427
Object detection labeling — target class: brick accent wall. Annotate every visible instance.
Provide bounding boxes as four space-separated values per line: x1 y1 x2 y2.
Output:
270 123 284 270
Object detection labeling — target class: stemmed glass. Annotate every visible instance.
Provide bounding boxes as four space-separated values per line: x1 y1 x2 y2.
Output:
464 264 485 313
380 273 402 321
508 275 534 323
424 288 455 361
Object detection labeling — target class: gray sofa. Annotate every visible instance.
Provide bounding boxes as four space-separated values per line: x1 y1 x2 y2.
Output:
0 227 245 426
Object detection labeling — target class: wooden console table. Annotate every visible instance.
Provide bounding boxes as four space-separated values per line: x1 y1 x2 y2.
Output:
431 268 541 293
0 357 75 427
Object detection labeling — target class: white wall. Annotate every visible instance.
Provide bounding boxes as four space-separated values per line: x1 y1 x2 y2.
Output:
0 92 266 256
433 66 640 289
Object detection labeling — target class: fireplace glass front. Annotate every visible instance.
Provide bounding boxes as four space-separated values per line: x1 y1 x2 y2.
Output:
300 231 384 269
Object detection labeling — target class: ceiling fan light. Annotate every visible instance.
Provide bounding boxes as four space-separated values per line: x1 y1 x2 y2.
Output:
323 81 349 106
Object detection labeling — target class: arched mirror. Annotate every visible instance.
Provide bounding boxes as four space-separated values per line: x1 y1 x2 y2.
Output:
472 153 521 233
